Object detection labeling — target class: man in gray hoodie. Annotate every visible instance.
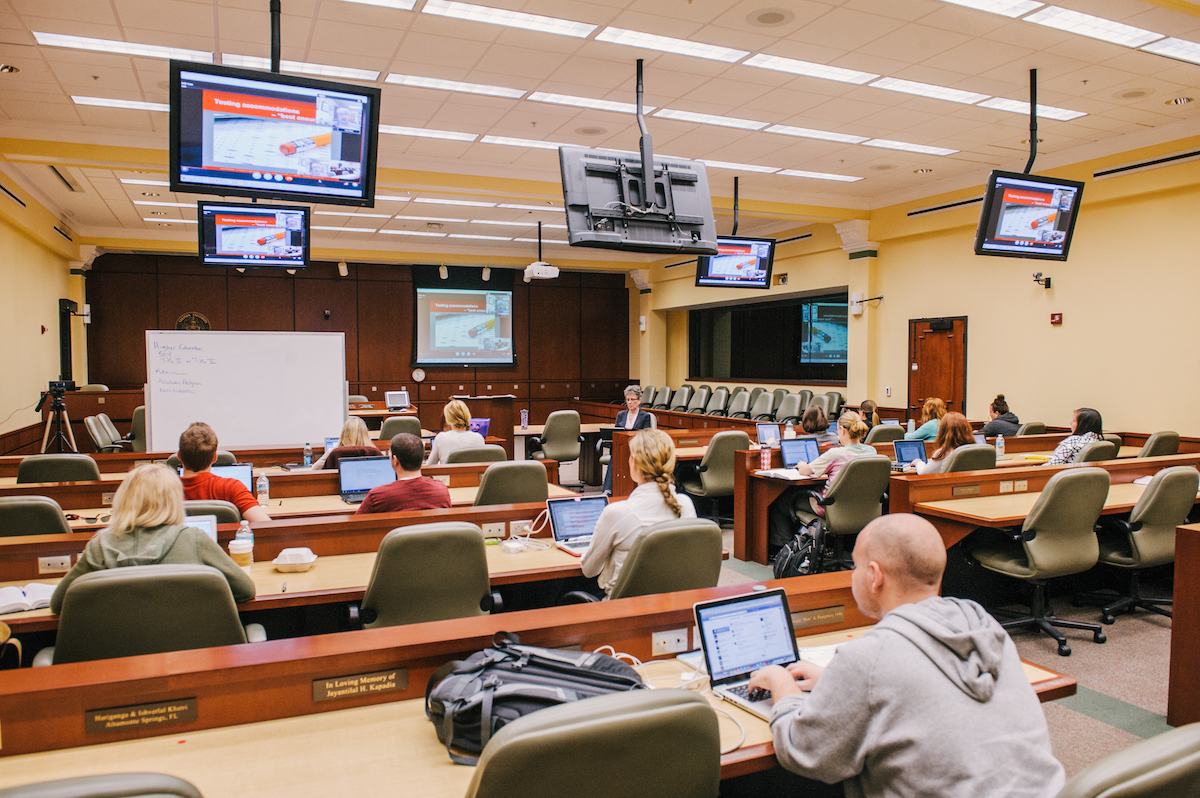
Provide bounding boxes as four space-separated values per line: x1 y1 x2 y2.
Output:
750 513 1065 798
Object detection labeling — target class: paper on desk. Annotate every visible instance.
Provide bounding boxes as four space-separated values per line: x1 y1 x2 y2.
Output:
799 644 841 668
757 468 806 481
1133 475 1153 486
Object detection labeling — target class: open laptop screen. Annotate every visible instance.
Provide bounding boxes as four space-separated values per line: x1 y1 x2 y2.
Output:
893 440 926 466
547 495 608 542
325 436 340 451
185 514 219 541
780 438 820 467
756 423 781 447
211 464 253 492
694 589 799 684
973 432 986 445
338 456 393 495
469 418 490 436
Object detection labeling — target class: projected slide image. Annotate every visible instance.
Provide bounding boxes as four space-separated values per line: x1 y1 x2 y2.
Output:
801 303 848 363
216 225 296 257
709 252 764 279
997 203 1056 241
211 116 334 174
433 313 508 350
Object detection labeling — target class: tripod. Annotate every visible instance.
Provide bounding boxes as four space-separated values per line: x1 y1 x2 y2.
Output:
41 392 77 454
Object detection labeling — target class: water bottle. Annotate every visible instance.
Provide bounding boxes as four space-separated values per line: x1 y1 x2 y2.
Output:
995 434 1005 458
759 446 772 471
907 419 916 433
235 520 254 547
784 420 795 439
520 409 528 430
303 442 313 467
256 473 269 507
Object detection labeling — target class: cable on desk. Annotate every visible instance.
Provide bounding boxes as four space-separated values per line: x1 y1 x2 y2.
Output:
712 706 748 755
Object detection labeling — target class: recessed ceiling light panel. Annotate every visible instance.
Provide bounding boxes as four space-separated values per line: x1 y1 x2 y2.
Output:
653 108 768 130
777 169 863 182
869 77 989 105
1023 6 1163 47
35 32 212 62
765 124 868 144
595 27 749 62
863 139 958 156
935 0 1043 18
379 124 478 141
385 73 526 98
743 54 877 85
1141 37 1200 65
222 54 379 81
698 159 780 173
978 97 1086 120
528 92 648 114
423 0 596 38
72 96 170 112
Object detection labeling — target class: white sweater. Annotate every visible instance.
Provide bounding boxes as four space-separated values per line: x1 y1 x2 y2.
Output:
580 482 696 595
425 429 486 465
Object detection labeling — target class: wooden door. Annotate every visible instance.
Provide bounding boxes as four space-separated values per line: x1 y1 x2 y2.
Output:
907 318 967 417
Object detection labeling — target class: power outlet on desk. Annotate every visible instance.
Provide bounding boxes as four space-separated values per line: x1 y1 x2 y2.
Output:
510 520 533 537
999 481 1014 494
482 522 505 538
102 492 115 506
1015 480 1028 492
652 628 689 657
38 555 71 574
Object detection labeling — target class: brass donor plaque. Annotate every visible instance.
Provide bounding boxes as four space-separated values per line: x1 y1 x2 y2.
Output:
791 605 846 630
313 668 407 702
85 699 197 734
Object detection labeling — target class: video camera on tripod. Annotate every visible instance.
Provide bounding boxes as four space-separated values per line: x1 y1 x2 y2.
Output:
39 380 77 453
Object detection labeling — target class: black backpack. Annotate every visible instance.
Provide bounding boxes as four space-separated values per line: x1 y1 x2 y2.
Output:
425 632 645 764
773 519 825 579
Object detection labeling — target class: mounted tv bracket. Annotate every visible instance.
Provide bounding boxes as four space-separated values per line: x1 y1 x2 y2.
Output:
1024 68 1038 175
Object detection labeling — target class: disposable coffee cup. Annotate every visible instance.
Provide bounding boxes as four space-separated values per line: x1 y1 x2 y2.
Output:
228 538 253 575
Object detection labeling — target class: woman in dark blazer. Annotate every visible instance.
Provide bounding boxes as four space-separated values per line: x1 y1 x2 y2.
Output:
604 385 654 494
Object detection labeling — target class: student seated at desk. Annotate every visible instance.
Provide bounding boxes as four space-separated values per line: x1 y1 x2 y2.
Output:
907 412 972 475
50 464 256 612
426 399 486 466
178 422 270 522
313 417 378 470
904 397 946 441
750 514 1064 798
859 399 879 432
1044 407 1103 466
980 394 1020 438
800 406 839 446
357 433 451 514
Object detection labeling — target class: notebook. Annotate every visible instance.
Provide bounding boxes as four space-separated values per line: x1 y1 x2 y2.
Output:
892 439 926 470
0 582 55 615
385 390 410 410
694 588 801 721
337 456 394 504
780 438 820 467
546 495 609 556
756 423 782 449
469 418 491 436
185 514 219 542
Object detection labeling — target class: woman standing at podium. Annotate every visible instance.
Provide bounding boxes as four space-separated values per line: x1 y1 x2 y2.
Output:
426 399 486 465
603 385 654 494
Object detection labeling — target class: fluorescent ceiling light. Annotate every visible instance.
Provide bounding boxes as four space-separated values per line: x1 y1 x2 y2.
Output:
336 0 417 9
653 108 767 131
143 217 196 223
448 233 512 240
765 124 868 144
379 125 478 141
869 77 989 105
222 55 379 81
314 211 393 218
379 229 447 236
513 237 566 244
415 197 496 207
977 97 1086 121
423 0 596 38
312 226 378 232
541 224 568 229
1141 37 1200 65
777 169 863 182
480 135 566 150
742 54 877 85
595 28 749 63
385 73 526 98
394 214 468 222
469 219 536 226
134 201 192 208
120 178 170 186
935 0 1043 18
498 203 563 211
72 96 169 112
1023 6 1163 47
34 32 212 62
375 194 413 201
699 159 780 174
528 92 650 114
862 139 958 156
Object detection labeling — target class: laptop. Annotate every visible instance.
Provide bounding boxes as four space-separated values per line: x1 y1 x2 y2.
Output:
780 438 820 467
973 431 986 445
179 463 254 492
694 588 801 721
546 495 609 556
325 436 340 451
756 423 782 449
892 439 926 471
385 390 410 411
337 456 394 504
185 514 219 542
882 419 902 426
469 418 491 436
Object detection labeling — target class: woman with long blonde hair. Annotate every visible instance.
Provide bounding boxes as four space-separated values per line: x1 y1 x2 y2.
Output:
426 399 486 465
312 416 376 470
904 397 947 442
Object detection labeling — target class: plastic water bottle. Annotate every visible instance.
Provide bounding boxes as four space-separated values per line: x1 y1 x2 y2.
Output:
759 446 772 471
520 409 528 430
256 473 269 507
907 419 916 434
995 434 1005 458
235 520 254 547
303 442 313 467
784 420 795 439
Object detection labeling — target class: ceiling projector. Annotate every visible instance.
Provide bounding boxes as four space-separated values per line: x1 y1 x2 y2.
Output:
524 261 559 282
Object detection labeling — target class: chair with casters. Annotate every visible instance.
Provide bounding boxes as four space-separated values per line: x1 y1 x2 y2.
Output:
16 454 100 484
473 461 549 506
1056 721 1200 798
84 415 122 453
1139 431 1180 458
0 496 72 537
774 394 804 426
379 415 421 440
348 394 369 403
668 385 693 412
463 690 720 798
703 386 730 415
446 445 508 464
789 456 892 571
79 384 109 392
864 425 905 444
165 450 236 469
941 443 998 473
129 405 147 452
724 391 752 419
356 522 498 628
825 391 844 418
1103 433 1123 450
1015 421 1046 435
676 430 750 520
0 773 204 798
794 389 813 412
651 386 674 410
184 499 241 523
98 413 125 446
685 386 711 414
527 410 581 466
1075 440 1118 463
748 391 776 421
32 564 267 666
806 394 830 418
969 467 1111 656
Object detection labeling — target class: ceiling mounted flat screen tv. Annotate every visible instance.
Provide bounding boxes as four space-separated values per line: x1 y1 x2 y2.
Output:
696 235 775 289
197 200 309 269
974 170 1085 261
170 60 381 207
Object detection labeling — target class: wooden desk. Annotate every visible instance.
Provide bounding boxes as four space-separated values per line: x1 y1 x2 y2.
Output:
516 423 612 485
1169 523 1200 727
733 449 824 565
611 428 742 498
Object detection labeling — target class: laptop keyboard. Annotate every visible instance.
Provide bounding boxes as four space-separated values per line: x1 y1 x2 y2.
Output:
728 684 772 702
562 539 590 550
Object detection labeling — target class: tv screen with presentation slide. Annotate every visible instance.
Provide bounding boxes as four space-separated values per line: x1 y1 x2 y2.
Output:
169 60 380 207
696 235 775 289
197 200 309 268
799 298 848 365
414 287 515 366
974 170 1084 261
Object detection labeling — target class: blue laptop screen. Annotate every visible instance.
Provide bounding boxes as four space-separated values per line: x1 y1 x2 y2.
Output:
695 591 798 683
547 496 608 542
756 423 781 447
338 457 393 494
325 436 340 451
469 418 490 436
893 440 926 465
780 438 820 467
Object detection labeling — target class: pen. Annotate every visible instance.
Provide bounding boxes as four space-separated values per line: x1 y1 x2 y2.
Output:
281 582 287 593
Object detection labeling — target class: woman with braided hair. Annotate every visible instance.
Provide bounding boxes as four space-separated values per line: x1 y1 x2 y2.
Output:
581 428 697 597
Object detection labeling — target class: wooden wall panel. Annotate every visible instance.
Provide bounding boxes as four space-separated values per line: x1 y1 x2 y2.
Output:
528 286 581 381
580 287 628 381
228 273 294 331
474 284 527 383
357 279 411 381
157 274 228 332
85 270 159 388
294 279 358 381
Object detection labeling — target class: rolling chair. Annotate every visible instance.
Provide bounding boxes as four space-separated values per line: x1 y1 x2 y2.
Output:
98 413 125 446
0 496 72 537
464 690 720 798
724 391 752 418
774 394 804 426
84 415 123 453
446 445 508 464
864 425 905 444
668 385 693 412
527 410 581 477
379 415 421 440
684 386 711 415
129 405 147 452
941 443 998 472
1075 440 1118 463
1054 720 1200 798
651 386 674 410
33 564 266 666
165 451 237 469
0 773 204 798
473 461 549 506
794 389 813 412
806 394 830 418
639 386 656 406
16 454 101 484
825 391 844 418
676 430 750 521
748 391 776 420
184 499 241 523
1139 431 1180 458
1015 422 1046 435
348 394 369 404
789 456 892 570
703 386 730 415
746 387 765 409
727 386 745 401
969 467 1110 656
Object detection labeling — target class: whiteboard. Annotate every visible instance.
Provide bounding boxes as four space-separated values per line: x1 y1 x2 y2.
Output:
146 331 347 450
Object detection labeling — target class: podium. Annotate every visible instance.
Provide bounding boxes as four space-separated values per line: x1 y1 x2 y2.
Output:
460 395 515 459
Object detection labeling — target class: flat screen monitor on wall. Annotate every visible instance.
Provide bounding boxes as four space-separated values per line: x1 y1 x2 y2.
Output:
414 287 515 367
197 200 309 269
799 299 848 365
170 60 381 207
696 235 775 289
974 170 1084 261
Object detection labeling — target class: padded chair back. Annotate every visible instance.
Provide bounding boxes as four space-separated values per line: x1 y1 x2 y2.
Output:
98 413 121 443
0 772 204 798
1015 421 1046 435
0 496 72 537
1124 466 1200 568
821 456 893 537
691 431 751 498
130 405 147 452
79 384 109 392
84 416 119 453
537 410 581 462
348 394 369 403
825 391 844 418
609 518 722 600
474 461 549 506
746 387 765 408
52 564 249 664
640 386 656 405
703 387 729 414
446 445 508 464
749 391 775 420
165 450 236 469
1020 468 1110 579
774 394 803 423
864 424 905 444
1075 440 1118 463
807 394 830 418
465 690 720 798
1139 431 1180 458
669 385 693 411
795 389 813 411
685 386 711 414
184 499 241 523
1054 720 1200 798
1103 433 1123 450
17 454 100 484
724 391 751 418
360 522 490 628
941 443 997 473
652 386 673 408
379 415 421 440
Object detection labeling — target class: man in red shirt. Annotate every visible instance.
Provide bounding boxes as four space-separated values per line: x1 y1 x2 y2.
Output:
357 433 452 514
178 422 271 522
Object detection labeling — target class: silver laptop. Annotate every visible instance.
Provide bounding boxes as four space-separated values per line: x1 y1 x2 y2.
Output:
337 456 393 504
892 439 926 471
694 588 800 721
973 431 986 445
780 437 820 467
546 495 609 556
185 514 219 542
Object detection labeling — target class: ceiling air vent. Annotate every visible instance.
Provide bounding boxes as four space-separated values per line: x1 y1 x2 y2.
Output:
1093 148 1200 181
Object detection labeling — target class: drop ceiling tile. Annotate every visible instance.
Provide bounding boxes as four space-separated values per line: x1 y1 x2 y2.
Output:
216 8 272 40
473 44 570 81
48 62 144 91
309 20 411 57
409 13 505 43
490 27 590 56
116 2 214 35
787 7 909 51
535 56 633 92
789 96 891 125
919 37 1035 77
316 0 414 29
986 20 1074 51
602 9 706 39
918 6 1009 37
710 0 835 37
1121 7 1200 36
860 23 975 66
304 49 393 73
432 99 515 127
1042 65 1141 94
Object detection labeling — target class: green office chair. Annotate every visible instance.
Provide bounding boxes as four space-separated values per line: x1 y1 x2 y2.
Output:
474 461 549 506
825 391 844 418
1015 422 1046 435
774 394 804 425
791 455 893 570
0 496 72 537
16 454 101 484
668 385 693 412
703 386 730 415
1139 431 1180 458
379 415 421 440
358 522 496 628
1103 433 1123 450
676 430 751 520
0 773 204 798
806 394 830 418
446 445 508 464
84 415 122 453
864 425 905 444
748 391 776 420
527 410 581 467
1075 440 1118 463
1054 720 1200 798
685 386 711 414
794 389 812 412
33 564 266 666
651 386 674 410
941 443 998 473
130 405 147 452
464 690 720 798
184 499 241 523
165 451 237 469
348 394 369 403
969 467 1110 656
724 391 752 418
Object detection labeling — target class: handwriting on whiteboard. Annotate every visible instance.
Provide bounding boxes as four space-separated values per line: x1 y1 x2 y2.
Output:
151 342 216 393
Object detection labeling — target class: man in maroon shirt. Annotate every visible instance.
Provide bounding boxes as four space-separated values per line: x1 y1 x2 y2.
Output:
178 422 271 522
357 433 452 514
